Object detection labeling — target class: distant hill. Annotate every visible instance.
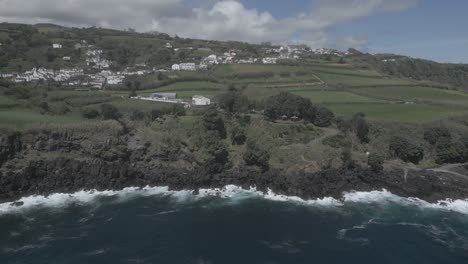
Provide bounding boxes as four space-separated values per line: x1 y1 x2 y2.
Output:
0 22 268 73
1 22 468 88
348 52 468 89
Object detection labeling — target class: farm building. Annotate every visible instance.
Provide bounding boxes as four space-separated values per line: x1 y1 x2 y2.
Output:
152 93 177 100
192 95 211 106
52 43 62 49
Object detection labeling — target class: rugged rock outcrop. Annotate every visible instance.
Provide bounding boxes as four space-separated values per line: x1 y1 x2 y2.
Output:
1 128 468 203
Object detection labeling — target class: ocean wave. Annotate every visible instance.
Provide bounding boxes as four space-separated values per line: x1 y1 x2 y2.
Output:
343 189 468 215
1 186 468 216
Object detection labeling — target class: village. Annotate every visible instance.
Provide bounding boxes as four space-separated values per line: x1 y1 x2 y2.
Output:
0 40 347 108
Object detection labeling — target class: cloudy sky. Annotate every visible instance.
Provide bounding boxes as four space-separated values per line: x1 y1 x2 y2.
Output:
0 0 467 63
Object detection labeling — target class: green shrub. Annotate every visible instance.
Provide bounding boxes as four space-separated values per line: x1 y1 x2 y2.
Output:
202 106 226 139
368 153 385 172
424 126 451 145
389 136 424 164
243 139 270 170
323 134 351 149
83 108 100 119
100 104 122 120
314 106 334 127
435 138 467 164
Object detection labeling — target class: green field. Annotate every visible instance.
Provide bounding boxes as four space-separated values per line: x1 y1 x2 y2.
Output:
0 108 86 129
291 90 386 104
352 86 468 105
327 103 468 123
0 95 17 108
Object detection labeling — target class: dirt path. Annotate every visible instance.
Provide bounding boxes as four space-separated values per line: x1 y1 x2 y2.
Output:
301 127 340 163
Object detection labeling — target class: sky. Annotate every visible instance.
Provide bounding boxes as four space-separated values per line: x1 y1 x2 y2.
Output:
0 0 466 63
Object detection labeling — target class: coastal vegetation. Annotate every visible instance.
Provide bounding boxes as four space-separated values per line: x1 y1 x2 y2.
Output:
2 22 468 182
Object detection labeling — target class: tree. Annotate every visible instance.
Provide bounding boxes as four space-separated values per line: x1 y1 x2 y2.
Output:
243 139 270 170
100 104 122 120
125 81 133 90
352 113 370 144
217 90 249 114
230 124 247 145
389 136 424 164
314 107 335 127
129 88 137 98
203 131 229 173
83 108 100 119
46 49 56 62
151 108 163 121
264 92 318 122
435 138 467 164
202 106 226 139
148 49 172 66
134 80 141 90
170 104 186 117
424 126 451 145
368 153 384 172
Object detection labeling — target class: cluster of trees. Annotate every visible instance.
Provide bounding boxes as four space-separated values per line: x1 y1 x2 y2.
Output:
83 104 122 120
217 88 250 114
264 92 334 127
200 106 229 172
336 113 370 144
424 126 468 164
389 136 424 164
83 103 186 121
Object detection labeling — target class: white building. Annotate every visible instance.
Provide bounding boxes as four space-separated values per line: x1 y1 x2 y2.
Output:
192 95 211 106
180 63 196 71
173 63 196 71
172 64 181 71
62 56 71 61
52 43 62 49
262 57 278 64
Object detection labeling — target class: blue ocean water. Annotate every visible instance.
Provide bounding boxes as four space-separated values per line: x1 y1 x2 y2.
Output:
1 187 468 264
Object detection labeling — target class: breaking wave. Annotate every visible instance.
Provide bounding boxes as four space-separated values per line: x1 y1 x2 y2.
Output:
1 186 468 216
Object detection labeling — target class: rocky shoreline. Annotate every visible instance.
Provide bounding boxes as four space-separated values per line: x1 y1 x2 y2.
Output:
1 129 468 203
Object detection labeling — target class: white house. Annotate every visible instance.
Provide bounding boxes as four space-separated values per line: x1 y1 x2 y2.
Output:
62 56 71 61
172 64 181 71
52 43 62 49
172 63 196 71
262 57 278 64
192 95 211 106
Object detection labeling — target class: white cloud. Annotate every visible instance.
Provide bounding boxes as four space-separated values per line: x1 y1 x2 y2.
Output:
0 0 418 50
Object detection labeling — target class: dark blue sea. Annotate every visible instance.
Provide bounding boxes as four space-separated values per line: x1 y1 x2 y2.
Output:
1 186 468 264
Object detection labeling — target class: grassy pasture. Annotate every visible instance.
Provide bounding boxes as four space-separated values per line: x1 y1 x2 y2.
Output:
290 90 387 104
0 108 86 129
352 86 468 105
327 103 468 123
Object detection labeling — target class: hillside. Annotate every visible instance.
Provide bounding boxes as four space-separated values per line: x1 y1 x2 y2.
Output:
2 23 468 203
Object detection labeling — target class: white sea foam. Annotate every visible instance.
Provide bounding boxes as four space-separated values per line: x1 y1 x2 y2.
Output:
1 186 468 216
343 189 468 215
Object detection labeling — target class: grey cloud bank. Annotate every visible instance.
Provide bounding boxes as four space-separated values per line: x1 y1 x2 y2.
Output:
0 0 417 49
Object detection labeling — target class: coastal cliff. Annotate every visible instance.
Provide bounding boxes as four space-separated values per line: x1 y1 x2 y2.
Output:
1 128 468 203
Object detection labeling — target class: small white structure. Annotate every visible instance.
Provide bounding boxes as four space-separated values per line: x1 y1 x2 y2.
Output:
192 95 211 106
262 57 278 64
166 42 173 49
52 43 62 49
180 63 196 71
152 93 177 100
62 56 71 61
172 64 181 71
